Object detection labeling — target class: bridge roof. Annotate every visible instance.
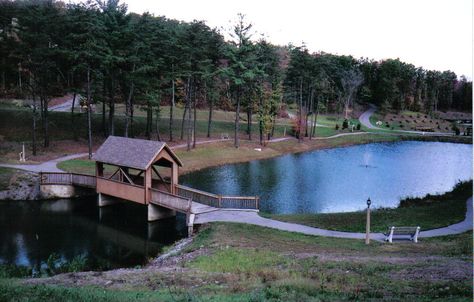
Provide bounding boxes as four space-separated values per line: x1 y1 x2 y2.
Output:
93 136 182 170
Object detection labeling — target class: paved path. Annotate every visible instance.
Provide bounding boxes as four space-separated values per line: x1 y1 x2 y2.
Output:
49 94 81 112
194 197 473 240
0 153 89 173
359 104 454 137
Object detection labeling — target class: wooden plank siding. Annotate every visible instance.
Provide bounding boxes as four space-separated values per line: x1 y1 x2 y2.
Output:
96 177 146 204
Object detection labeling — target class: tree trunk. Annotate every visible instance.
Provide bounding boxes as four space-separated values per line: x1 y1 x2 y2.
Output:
108 78 115 136
207 90 213 138
308 90 314 139
42 96 49 148
298 79 303 142
102 80 107 137
234 90 240 148
186 78 192 151
71 92 77 141
1 58 5 91
32 93 37 156
247 105 252 140
87 68 92 159
124 82 134 137
312 98 320 138
155 108 161 141
146 101 152 140
169 77 175 141
192 88 197 149
259 90 263 145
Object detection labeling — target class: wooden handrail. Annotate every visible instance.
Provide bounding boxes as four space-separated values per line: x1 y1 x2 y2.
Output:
175 184 220 198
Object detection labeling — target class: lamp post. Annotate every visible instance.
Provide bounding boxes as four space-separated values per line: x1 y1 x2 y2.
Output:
365 198 371 244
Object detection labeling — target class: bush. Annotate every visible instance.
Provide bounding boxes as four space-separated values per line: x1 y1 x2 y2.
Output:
356 123 361 130
335 124 339 130
342 119 348 129
454 127 460 136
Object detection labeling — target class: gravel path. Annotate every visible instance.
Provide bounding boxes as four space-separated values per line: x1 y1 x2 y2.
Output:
194 197 472 240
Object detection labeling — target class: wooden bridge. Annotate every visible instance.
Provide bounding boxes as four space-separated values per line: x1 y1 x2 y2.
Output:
39 136 259 234
40 172 259 213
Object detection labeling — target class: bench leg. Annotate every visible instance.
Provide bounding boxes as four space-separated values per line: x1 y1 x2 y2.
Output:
388 226 394 243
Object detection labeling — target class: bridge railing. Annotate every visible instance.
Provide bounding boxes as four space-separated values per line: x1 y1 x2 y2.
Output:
150 188 192 213
175 184 259 210
40 172 96 188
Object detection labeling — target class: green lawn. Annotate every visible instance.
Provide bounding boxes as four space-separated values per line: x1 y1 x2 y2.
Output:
263 181 472 233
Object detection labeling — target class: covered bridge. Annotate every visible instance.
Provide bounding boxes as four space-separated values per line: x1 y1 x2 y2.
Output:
93 136 185 220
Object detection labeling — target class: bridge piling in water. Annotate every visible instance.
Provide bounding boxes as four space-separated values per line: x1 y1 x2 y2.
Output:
148 203 176 221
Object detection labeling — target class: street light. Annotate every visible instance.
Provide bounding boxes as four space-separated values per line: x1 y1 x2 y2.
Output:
365 198 371 245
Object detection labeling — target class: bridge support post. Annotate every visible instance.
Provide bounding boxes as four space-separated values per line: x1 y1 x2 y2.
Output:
98 193 121 207
187 213 195 237
148 203 176 221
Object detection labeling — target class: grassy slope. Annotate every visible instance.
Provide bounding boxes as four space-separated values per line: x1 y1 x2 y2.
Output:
0 167 17 190
1 223 471 301
264 181 472 232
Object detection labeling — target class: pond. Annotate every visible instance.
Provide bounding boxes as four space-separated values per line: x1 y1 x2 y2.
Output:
0 198 187 272
180 141 472 214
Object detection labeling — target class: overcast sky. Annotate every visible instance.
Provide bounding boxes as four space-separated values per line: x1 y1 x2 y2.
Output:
109 0 472 78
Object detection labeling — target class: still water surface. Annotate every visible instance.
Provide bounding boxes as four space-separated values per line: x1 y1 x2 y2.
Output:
0 198 186 270
181 141 472 214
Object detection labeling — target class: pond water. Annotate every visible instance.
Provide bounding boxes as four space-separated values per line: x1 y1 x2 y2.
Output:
181 141 472 214
0 198 187 271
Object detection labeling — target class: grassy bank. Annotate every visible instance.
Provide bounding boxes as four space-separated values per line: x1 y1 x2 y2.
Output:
264 181 472 233
0 222 471 301
0 167 20 190
56 133 404 175
57 132 470 176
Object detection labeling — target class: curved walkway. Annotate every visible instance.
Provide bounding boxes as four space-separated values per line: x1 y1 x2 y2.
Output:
359 104 454 137
0 153 89 173
194 197 472 240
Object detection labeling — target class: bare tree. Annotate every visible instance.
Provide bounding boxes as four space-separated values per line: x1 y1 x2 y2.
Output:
341 69 363 119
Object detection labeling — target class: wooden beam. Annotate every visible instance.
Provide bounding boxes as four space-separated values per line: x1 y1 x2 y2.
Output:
108 168 120 180
119 167 135 185
151 165 166 183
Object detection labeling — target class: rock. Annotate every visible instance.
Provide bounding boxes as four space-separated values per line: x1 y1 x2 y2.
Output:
0 171 40 200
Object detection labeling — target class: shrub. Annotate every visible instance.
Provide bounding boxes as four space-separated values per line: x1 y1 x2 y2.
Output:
342 119 349 129
453 126 460 136
335 124 339 130
400 124 404 128
356 123 361 130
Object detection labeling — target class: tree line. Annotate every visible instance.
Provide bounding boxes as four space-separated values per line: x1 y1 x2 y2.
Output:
0 0 471 155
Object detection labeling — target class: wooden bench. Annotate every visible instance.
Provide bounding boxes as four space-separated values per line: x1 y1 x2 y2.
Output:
384 226 420 243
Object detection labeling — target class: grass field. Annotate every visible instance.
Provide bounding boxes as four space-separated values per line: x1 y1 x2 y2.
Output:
263 181 472 232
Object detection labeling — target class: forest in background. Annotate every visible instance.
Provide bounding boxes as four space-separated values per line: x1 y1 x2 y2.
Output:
0 0 472 155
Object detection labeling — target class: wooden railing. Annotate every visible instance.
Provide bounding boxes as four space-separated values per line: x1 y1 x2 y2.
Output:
150 188 192 213
40 172 96 188
175 184 259 210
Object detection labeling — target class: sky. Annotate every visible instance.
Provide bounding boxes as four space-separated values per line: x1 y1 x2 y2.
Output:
107 0 472 78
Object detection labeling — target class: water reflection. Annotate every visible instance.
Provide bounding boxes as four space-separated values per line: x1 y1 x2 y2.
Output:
0 198 187 270
181 141 473 214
